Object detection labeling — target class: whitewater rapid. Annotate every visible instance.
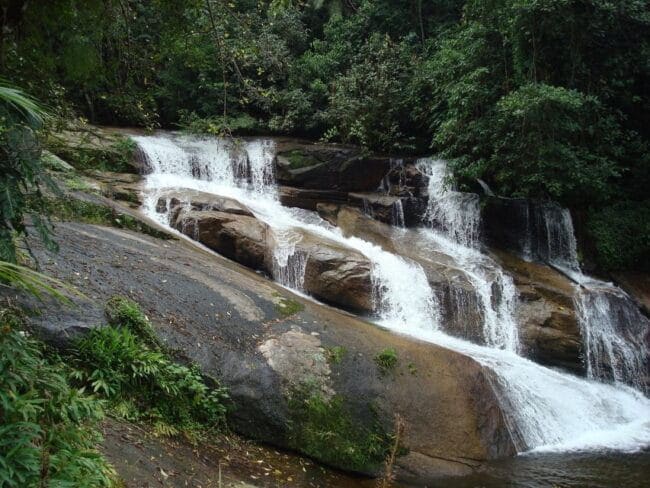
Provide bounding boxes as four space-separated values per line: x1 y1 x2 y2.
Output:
134 133 650 455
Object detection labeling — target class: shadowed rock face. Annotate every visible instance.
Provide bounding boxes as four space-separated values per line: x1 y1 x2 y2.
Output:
9 218 517 480
274 142 391 192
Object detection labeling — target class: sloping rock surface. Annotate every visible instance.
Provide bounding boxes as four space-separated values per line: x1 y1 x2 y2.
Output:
10 218 517 481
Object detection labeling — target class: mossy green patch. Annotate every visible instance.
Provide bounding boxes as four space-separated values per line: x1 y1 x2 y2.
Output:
287 384 391 473
273 294 304 317
407 362 417 375
374 348 398 376
326 346 346 364
49 133 138 174
64 175 95 192
282 150 321 170
41 196 172 240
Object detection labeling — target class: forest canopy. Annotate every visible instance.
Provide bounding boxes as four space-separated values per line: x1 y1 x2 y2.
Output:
1 0 648 270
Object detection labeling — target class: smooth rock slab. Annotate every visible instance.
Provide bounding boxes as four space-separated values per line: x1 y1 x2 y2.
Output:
9 219 517 481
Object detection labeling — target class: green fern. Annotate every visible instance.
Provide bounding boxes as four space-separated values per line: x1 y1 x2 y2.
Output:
0 80 48 129
0 308 115 487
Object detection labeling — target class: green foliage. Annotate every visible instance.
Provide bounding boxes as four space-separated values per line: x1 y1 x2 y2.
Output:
41 197 172 240
273 295 305 317
288 385 391 473
374 348 398 375
0 261 73 304
104 296 160 348
325 34 417 151
446 83 620 206
3 0 648 269
178 111 258 136
0 81 58 262
588 201 650 272
73 299 228 436
0 308 115 487
326 346 346 364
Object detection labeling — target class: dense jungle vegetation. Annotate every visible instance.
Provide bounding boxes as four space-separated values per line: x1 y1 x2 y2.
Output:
0 2 648 485
1 0 648 264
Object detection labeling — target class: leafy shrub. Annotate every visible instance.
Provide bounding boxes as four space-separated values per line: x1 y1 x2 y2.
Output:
105 296 160 348
0 82 58 262
0 308 114 487
73 300 228 436
588 201 650 272
178 111 258 136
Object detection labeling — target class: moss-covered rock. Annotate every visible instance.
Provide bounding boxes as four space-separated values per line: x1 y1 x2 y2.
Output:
287 384 392 474
48 127 141 174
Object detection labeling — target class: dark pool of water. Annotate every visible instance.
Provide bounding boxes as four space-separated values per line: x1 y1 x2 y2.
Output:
413 451 650 488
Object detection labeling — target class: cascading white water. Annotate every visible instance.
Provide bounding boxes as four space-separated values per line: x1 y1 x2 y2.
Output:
538 201 580 271
392 200 405 228
134 133 650 454
575 278 648 393
418 158 519 351
533 199 648 392
271 228 307 291
417 158 481 248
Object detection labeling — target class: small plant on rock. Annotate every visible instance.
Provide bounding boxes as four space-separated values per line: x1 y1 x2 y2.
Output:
326 346 346 365
374 348 398 376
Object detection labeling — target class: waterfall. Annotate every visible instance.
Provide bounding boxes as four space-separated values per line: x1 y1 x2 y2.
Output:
575 282 648 393
417 159 519 352
417 158 481 248
271 229 307 291
135 133 650 454
392 199 405 228
525 197 648 392
536 201 580 271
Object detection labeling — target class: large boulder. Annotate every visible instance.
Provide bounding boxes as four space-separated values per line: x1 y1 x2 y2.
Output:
85 170 143 207
157 189 255 219
347 192 403 226
294 232 373 313
492 250 584 374
482 197 580 269
163 190 375 314
278 186 349 211
11 220 518 481
481 197 531 257
48 125 145 174
173 208 270 272
613 272 650 317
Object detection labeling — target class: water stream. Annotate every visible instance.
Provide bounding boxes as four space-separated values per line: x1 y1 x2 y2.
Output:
134 133 650 457
531 198 649 392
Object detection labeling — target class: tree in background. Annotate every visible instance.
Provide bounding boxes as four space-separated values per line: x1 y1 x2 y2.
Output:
1 0 647 271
